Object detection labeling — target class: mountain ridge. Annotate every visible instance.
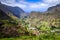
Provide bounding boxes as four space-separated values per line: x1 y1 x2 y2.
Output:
0 2 26 18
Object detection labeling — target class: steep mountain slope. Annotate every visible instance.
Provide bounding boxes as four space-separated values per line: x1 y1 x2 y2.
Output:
47 4 60 15
46 4 60 18
0 2 26 18
0 9 11 20
48 4 60 11
0 2 27 37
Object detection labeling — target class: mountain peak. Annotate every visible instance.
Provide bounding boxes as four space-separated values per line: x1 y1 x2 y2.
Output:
0 3 26 18
48 4 60 11
56 4 60 7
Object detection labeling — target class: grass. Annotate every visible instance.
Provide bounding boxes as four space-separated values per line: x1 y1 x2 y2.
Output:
0 33 60 40
0 36 36 40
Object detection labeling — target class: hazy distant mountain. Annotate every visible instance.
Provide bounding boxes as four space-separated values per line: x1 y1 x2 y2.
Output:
0 2 26 18
29 4 60 21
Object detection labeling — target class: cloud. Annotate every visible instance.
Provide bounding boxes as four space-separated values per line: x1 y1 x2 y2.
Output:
0 0 16 4
43 0 60 6
0 0 60 12
26 3 49 12
43 0 60 4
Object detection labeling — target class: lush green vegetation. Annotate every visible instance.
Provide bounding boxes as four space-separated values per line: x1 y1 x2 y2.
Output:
0 33 60 40
0 15 60 40
0 2 60 40
0 18 60 40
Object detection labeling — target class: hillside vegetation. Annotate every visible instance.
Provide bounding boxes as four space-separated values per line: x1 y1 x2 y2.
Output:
0 4 60 40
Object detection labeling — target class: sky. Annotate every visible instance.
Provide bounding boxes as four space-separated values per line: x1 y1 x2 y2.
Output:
0 0 60 12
